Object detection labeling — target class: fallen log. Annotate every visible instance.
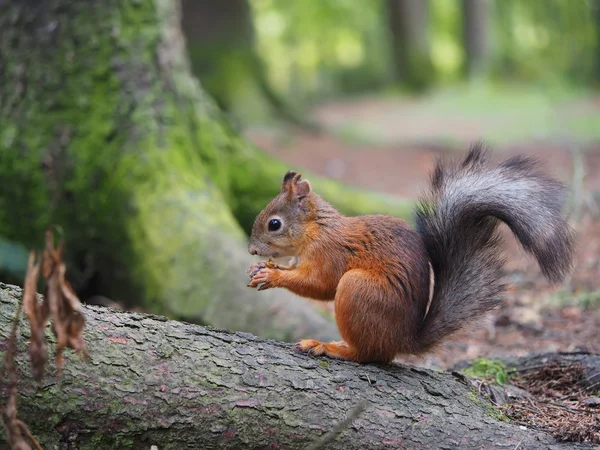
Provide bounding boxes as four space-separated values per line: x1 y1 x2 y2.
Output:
0 283 591 449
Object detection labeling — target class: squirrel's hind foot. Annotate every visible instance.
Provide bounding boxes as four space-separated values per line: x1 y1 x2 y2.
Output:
294 339 356 361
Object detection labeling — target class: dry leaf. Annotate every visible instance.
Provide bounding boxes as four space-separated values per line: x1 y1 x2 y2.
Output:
22 251 48 382
41 229 88 374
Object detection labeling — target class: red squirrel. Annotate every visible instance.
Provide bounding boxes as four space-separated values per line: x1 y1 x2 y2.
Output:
247 144 575 363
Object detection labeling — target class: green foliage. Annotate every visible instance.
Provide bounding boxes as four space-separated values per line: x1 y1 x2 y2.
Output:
250 0 390 102
493 0 598 85
463 358 514 386
430 0 463 81
244 0 600 110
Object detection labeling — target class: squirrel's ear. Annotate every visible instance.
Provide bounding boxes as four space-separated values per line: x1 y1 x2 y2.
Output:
282 170 311 200
294 179 312 201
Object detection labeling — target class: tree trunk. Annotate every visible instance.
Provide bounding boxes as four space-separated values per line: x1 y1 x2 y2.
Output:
0 0 411 339
386 0 434 90
0 283 586 449
180 0 255 113
180 0 321 131
462 0 490 79
593 0 600 83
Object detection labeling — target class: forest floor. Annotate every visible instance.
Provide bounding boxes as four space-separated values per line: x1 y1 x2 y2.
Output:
246 92 600 371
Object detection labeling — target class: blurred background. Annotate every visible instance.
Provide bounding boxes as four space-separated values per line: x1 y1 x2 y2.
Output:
1 0 599 367
183 0 600 198
185 1 600 133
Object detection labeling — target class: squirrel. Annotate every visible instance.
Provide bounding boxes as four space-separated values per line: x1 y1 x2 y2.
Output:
247 143 575 364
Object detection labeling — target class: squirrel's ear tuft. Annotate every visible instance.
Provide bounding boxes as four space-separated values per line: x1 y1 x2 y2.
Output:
282 170 299 188
282 170 302 190
282 170 311 200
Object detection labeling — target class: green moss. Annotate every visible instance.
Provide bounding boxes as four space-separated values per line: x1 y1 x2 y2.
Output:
0 0 250 317
463 358 514 386
467 390 510 423
0 0 142 299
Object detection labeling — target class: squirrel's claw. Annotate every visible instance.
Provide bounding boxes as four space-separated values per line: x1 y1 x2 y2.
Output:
295 339 324 356
257 281 273 291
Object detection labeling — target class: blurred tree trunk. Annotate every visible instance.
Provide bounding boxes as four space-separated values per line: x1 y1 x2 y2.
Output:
180 0 254 113
386 0 434 90
462 0 490 79
493 0 517 76
593 0 600 82
0 0 411 340
181 0 320 130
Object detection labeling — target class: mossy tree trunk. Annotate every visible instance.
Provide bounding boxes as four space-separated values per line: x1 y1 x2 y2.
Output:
0 284 585 449
0 0 411 341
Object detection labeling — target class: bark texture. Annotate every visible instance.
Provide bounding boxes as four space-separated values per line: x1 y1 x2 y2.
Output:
0 283 588 449
0 0 411 340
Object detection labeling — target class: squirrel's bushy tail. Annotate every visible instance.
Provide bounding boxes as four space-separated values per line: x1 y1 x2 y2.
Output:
414 143 575 352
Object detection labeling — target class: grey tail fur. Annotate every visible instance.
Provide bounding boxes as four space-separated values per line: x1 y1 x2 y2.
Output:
414 142 575 352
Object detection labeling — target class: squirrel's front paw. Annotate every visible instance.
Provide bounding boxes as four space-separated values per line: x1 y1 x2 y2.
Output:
247 261 267 280
247 267 278 290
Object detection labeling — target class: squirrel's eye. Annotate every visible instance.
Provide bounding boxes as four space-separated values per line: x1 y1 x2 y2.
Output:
268 219 282 232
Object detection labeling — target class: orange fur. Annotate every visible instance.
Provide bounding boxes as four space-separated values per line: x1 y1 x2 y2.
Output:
247 151 574 364
247 171 430 363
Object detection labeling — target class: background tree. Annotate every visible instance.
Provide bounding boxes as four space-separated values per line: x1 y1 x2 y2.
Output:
181 0 318 130
387 0 435 90
181 0 255 113
593 0 600 83
462 0 490 79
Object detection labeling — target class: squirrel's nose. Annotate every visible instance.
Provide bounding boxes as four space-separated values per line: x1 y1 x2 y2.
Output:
248 243 258 255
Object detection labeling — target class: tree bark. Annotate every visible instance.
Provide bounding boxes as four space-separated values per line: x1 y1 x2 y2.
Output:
0 283 588 449
0 0 411 339
462 0 490 79
386 0 434 90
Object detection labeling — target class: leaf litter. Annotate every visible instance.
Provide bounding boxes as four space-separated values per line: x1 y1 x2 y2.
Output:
506 359 600 444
